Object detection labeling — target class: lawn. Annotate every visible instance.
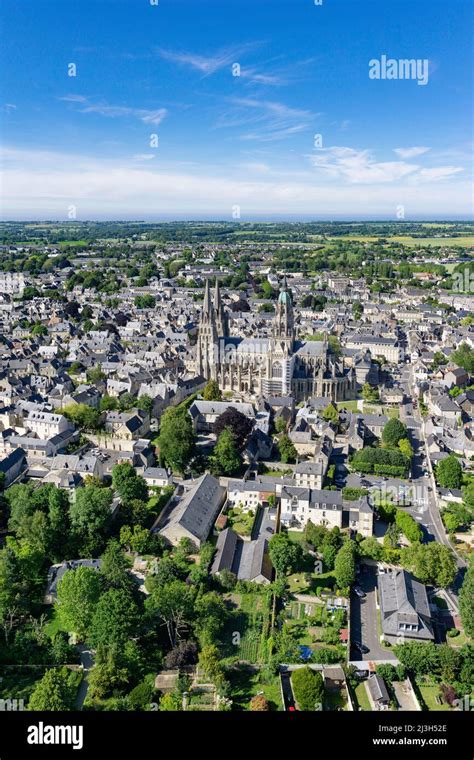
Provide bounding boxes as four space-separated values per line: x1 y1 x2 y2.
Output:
227 505 256 537
287 571 336 595
355 682 372 711
287 530 307 545
44 605 66 639
417 684 452 712
226 665 283 711
447 630 471 648
325 688 348 711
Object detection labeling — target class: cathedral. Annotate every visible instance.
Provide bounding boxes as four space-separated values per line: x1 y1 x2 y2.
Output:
195 278 356 402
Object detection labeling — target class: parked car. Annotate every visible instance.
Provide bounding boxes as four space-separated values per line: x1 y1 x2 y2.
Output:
353 641 370 654
354 587 366 599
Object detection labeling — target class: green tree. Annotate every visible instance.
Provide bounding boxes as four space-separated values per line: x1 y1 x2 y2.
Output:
400 543 457 588
398 438 414 460
69 485 113 556
382 418 408 448
359 536 383 561
334 540 357 588
198 644 224 684
211 428 241 476
100 540 133 591
291 666 324 711
278 434 297 464
436 455 463 489
157 406 195 473
194 591 228 646
268 533 302 576
159 692 182 711
451 343 474 374
56 566 102 638
146 580 194 648
322 404 339 424
202 380 222 401
395 509 422 543
362 382 380 403
62 403 101 431
28 667 77 711
90 588 139 648
459 556 474 637
112 463 148 505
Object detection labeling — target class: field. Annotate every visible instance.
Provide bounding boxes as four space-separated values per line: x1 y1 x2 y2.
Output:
221 593 271 663
324 235 474 248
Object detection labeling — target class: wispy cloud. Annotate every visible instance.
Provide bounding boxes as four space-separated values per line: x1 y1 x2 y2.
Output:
394 146 430 159
2 103 17 113
60 95 167 126
158 45 256 76
216 97 317 142
309 145 464 184
157 45 305 85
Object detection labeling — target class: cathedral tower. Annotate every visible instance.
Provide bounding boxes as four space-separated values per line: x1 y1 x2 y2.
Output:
273 276 295 347
196 279 218 379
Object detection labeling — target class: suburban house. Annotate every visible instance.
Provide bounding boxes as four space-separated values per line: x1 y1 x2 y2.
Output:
143 466 172 488
378 569 434 644
367 674 391 710
44 559 102 604
157 473 225 548
211 527 273 584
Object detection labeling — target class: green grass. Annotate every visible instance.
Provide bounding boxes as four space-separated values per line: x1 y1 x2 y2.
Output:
355 682 372 711
325 688 348 711
417 685 452 712
44 606 66 639
226 665 283 711
326 235 474 248
447 629 471 648
287 531 307 545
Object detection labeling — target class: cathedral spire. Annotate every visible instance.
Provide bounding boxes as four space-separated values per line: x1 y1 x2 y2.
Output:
214 277 222 309
203 278 212 313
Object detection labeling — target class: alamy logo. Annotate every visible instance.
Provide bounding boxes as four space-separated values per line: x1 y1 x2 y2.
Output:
369 55 429 85
27 722 83 751
0 698 25 711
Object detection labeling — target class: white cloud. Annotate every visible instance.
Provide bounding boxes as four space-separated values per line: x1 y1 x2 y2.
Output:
216 97 317 142
416 166 465 181
60 95 167 126
2 103 17 113
132 154 156 161
308 145 464 185
1 145 471 219
309 146 420 183
158 45 256 76
394 146 430 159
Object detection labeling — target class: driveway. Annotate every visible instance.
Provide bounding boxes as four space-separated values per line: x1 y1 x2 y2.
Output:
76 645 94 710
350 567 397 664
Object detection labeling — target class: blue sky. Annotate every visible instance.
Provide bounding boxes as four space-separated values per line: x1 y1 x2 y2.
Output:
1 0 473 219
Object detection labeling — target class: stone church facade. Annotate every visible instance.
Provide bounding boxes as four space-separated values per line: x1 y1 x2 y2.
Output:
195 278 356 402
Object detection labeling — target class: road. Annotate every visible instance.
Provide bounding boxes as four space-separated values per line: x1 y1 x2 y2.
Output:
350 567 397 663
402 364 466 609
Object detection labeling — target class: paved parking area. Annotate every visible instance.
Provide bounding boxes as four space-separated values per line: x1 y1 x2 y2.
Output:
350 568 397 663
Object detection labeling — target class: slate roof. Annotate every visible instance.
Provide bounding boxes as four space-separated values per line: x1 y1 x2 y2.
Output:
379 569 434 640
161 473 225 544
